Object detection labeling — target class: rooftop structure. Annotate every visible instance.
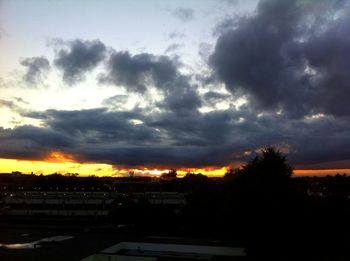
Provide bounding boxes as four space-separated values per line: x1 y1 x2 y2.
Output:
0 191 118 219
80 241 246 261
0 191 187 220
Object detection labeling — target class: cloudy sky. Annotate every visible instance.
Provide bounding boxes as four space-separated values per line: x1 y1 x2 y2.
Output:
1 0 350 176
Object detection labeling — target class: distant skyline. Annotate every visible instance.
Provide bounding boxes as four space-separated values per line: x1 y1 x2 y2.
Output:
1 0 350 176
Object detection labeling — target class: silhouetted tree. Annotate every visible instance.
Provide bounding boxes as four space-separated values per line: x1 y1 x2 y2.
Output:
183 172 208 182
230 147 295 259
235 147 293 200
160 169 177 180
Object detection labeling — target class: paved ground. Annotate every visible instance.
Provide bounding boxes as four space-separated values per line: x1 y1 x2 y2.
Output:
0 223 242 261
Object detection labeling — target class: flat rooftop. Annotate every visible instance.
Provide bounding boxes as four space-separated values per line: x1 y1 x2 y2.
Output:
81 242 245 261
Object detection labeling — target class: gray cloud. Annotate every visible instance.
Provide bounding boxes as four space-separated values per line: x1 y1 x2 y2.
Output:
0 98 27 114
159 76 202 116
163 88 201 116
54 39 106 84
165 43 182 54
198 42 213 63
0 77 6 88
0 99 19 110
18 41 202 120
172 7 195 22
210 0 350 118
102 94 129 109
221 0 239 5
12 97 28 105
100 49 202 116
20 56 50 85
100 51 178 93
168 31 186 40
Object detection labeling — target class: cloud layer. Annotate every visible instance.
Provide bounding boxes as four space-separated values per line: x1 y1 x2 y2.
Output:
2 0 350 172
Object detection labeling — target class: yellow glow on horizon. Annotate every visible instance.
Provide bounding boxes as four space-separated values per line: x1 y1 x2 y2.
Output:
0 157 349 177
177 167 229 177
0 158 115 177
0 157 230 177
130 168 169 176
124 167 230 177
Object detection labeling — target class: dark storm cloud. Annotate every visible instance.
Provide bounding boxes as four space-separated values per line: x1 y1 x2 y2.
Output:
142 104 350 170
8 125 73 148
210 0 350 118
24 108 159 144
100 51 178 93
20 56 50 85
148 108 237 148
172 7 195 22
301 12 350 116
159 76 202 116
272 116 350 169
1 102 350 169
0 125 74 160
54 39 106 84
162 87 201 116
73 145 235 169
1 106 237 166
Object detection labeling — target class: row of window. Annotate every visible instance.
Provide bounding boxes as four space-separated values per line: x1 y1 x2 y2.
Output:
6 203 111 210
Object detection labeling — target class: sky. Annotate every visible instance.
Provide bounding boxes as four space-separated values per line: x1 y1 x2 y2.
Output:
0 0 350 177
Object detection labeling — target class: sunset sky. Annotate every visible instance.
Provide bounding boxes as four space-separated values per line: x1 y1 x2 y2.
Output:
1 0 350 177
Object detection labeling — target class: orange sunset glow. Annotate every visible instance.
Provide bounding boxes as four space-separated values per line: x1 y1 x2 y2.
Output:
46 151 74 163
0 154 349 177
